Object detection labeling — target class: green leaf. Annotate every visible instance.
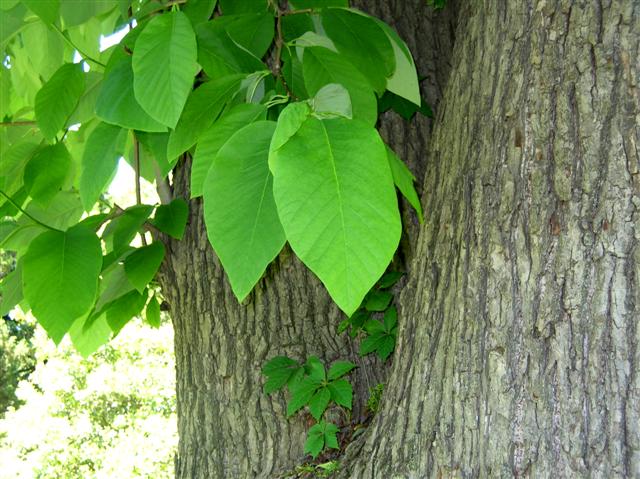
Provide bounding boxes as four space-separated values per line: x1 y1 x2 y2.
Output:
359 331 385 356
387 146 423 222
288 376 322 417
327 360 355 380
22 224 102 344
144 295 161 328
374 18 421 105
182 0 217 26
304 421 339 458
321 9 394 94
166 74 244 162
302 46 377 126
23 143 71 204
269 116 401 316
364 290 392 312
305 355 326 382
132 11 199 128
191 102 266 198
222 12 274 58
290 0 347 7
102 205 154 260
203 121 285 301
376 334 396 360
311 83 352 119
308 387 331 420
80 122 128 211
219 0 267 14
124 242 166 293
35 63 85 141
23 190 83 230
262 356 301 394
69 313 111 358
383 306 397 331
327 379 352 409
22 0 59 24
105 289 147 335
378 271 403 288
96 55 168 132
150 199 189 240
363 319 385 335
60 0 115 26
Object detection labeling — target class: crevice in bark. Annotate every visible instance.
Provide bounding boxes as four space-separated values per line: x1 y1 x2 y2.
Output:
342 1 639 477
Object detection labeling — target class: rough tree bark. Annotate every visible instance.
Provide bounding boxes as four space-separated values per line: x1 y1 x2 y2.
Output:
157 2 458 477
343 1 639 477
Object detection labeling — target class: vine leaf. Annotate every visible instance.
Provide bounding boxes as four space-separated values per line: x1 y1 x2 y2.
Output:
203 121 285 301
22 224 102 344
262 356 303 394
35 63 85 141
387 147 423 223
132 11 199 128
269 114 401 316
304 421 339 458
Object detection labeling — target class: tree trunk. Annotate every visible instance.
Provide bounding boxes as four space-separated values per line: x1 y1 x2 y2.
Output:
343 1 640 477
157 3 458 476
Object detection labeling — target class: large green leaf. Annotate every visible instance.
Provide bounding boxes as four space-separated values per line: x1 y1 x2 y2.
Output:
182 0 217 26
60 0 115 26
222 12 274 58
35 63 85 141
132 11 199 128
96 55 167 132
375 19 421 106
23 143 71 204
387 147 423 222
190 102 266 197
321 8 394 94
22 224 102 343
219 0 267 14
269 115 400 316
0 260 22 316
302 47 377 126
203 121 285 301
166 74 244 162
80 122 128 211
124 242 165 293
22 0 59 24
105 289 147 335
150 199 189 240
69 313 112 358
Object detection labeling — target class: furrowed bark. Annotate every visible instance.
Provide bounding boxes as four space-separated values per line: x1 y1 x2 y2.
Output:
343 1 639 477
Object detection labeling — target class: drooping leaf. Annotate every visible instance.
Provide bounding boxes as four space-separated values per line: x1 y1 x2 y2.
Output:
308 387 331 420
22 224 102 344
302 46 377 125
102 205 154 261
132 11 199 128
80 122 128 211
22 0 59 24
269 116 401 316
23 143 71 204
387 147 423 222
105 289 147 335
321 8 394 94
311 83 352 119
383 306 398 331
223 12 274 58
378 271 404 288
124 242 166 293
203 121 285 301
35 63 85 141
144 294 161 328
191 103 266 197
96 55 168 132
69 313 112 358
150 199 189 240
375 19 421 106
166 74 244 162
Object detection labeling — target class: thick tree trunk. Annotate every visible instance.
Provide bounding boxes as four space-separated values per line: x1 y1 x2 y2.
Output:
158 3 458 477
344 1 639 477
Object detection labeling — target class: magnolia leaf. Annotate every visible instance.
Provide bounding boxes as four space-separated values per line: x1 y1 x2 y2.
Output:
321 8 394 94
22 224 102 344
182 0 217 26
22 0 59 24
224 12 274 58
269 116 401 316
166 74 244 162
387 147 423 222
35 63 85 141
124 242 166 293
96 55 167 132
302 46 377 125
0 260 22 316
80 122 128 211
144 295 161 328
132 11 199 128
311 83 352 119
203 121 285 301
23 143 71 204
102 205 154 260
69 313 112 358
191 103 266 198
105 289 147 335
150 199 189 240
219 0 267 14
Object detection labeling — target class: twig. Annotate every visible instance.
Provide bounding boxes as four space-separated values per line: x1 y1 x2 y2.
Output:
0 190 62 232
133 135 148 246
273 7 296 99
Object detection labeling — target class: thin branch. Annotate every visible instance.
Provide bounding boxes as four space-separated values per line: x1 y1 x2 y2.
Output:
133 135 148 246
273 7 296 99
0 190 62 232
51 24 106 68
0 121 36 127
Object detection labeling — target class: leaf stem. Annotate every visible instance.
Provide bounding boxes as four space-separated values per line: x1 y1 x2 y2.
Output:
0 190 62 232
52 25 106 68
